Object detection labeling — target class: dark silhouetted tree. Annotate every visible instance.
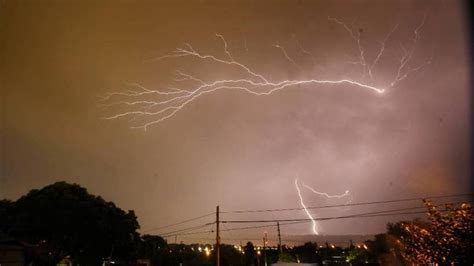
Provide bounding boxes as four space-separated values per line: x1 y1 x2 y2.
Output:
292 242 321 263
4 182 140 265
138 234 168 265
219 244 244 266
244 241 256 265
0 199 14 238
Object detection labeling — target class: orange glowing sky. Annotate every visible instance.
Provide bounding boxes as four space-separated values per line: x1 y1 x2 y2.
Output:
1 0 471 240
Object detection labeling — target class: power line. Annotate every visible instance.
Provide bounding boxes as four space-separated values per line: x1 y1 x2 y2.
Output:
219 212 403 233
164 229 215 237
156 210 429 238
221 193 472 214
219 204 467 233
142 211 215 233
221 202 467 224
162 221 308 237
161 222 215 237
221 220 311 232
154 200 470 238
140 195 470 235
168 207 456 237
221 208 420 224
176 237 353 245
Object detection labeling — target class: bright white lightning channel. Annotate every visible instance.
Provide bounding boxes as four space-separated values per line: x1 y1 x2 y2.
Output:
295 179 352 235
295 179 319 235
101 16 430 130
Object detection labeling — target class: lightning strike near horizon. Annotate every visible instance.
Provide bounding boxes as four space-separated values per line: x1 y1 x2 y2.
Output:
101 16 430 130
295 179 319 235
295 178 353 235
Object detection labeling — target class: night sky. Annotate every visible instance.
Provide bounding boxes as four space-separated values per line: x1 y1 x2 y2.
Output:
1 0 471 242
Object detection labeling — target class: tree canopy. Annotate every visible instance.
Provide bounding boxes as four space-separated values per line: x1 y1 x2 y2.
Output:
387 200 473 265
1 182 140 265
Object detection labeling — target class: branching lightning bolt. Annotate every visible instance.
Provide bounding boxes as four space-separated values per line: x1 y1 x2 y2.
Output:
294 37 315 65
302 183 350 199
327 17 369 80
295 179 319 235
274 43 301 69
295 178 353 235
101 16 430 130
390 13 431 87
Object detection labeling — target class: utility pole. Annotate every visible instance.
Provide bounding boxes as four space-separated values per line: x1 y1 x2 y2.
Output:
263 232 267 266
216 205 220 266
277 221 282 253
